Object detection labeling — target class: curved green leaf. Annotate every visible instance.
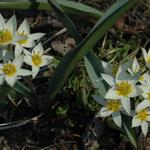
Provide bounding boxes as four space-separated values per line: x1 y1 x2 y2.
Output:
0 0 102 19
122 115 137 149
47 0 138 99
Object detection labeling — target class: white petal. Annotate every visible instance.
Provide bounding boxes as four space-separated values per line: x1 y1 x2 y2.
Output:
132 116 141 127
121 97 130 114
148 48 150 58
23 49 31 55
40 55 53 67
100 107 112 117
18 19 30 34
13 56 24 69
141 47 148 62
112 112 122 127
5 15 16 34
13 35 27 43
32 66 39 78
24 55 32 66
132 57 140 73
101 73 115 87
136 100 150 112
17 69 32 76
0 14 5 29
101 61 112 74
21 39 35 48
15 44 23 57
5 75 17 87
28 33 45 40
141 122 148 137
105 88 121 99
32 42 44 54
128 84 139 97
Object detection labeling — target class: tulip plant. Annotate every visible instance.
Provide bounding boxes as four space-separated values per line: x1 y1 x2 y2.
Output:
0 0 144 149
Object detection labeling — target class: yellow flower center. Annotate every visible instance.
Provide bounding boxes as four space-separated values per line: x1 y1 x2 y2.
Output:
136 109 149 121
106 100 121 112
115 81 132 96
32 52 42 67
2 63 16 76
18 31 28 44
0 29 13 45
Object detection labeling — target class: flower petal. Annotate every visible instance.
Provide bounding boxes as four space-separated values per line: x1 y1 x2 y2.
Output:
40 55 53 67
32 42 44 54
20 39 35 48
101 73 115 87
132 57 140 73
5 15 16 34
18 19 30 34
0 14 5 30
13 56 24 69
24 55 32 66
100 107 112 117
5 75 17 87
105 88 121 99
32 66 39 78
136 100 150 112
28 33 45 40
15 44 23 57
141 47 148 62
17 69 32 76
132 116 141 127
121 97 130 114
141 121 148 137
112 112 122 127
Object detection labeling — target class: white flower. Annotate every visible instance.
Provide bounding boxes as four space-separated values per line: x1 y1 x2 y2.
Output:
23 43 54 78
95 96 122 127
101 61 118 76
0 14 17 47
16 19 45 48
0 56 31 87
137 76 150 110
138 72 150 85
101 65 139 114
132 104 150 136
142 47 150 69
128 57 140 74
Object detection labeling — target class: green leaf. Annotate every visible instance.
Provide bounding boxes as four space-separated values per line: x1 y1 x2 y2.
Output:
84 54 106 97
47 0 105 99
0 83 12 100
47 0 138 99
0 0 102 19
122 115 137 149
13 81 32 97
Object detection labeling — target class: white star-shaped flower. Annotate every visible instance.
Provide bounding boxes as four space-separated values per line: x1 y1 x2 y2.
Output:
0 56 31 87
132 104 150 136
23 43 54 78
101 65 139 114
16 19 45 49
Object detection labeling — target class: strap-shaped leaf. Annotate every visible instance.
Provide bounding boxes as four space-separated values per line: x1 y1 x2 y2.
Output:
0 0 102 19
84 54 106 97
13 81 32 97
47 0 106 99
122 115 137 149
47 0 138 100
